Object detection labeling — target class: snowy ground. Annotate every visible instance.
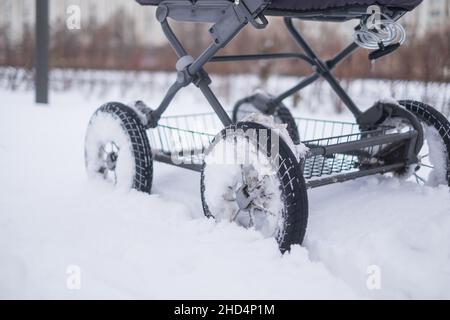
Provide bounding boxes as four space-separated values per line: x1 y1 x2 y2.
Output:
1 75 450 299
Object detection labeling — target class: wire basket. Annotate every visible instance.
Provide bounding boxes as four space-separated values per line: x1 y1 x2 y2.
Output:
147 112 392 179
147 112 216 165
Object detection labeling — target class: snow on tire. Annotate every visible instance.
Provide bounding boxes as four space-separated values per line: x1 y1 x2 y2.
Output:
200 121 308 252
398 100 450 187
84 102 153 193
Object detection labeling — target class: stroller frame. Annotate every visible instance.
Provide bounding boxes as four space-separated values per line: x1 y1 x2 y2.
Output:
143 0 421 188
84 0 449 251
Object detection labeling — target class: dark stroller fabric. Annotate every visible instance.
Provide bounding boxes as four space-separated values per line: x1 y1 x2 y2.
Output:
136 0 422 12
269 0 422 11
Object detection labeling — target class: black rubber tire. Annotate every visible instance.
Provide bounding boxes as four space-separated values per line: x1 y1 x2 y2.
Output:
200 121 309 252
232 96 301 145
85 102 153 193
398 100 450 187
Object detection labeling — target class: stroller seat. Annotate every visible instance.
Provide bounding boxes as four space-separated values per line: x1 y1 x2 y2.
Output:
136 0 422 14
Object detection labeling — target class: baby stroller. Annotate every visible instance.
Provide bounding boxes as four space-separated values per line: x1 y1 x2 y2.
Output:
84 0 450 252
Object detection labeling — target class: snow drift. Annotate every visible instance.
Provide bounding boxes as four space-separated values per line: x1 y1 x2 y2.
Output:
0 81 449 299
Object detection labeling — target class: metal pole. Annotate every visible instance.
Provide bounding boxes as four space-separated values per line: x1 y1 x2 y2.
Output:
35 0 49 104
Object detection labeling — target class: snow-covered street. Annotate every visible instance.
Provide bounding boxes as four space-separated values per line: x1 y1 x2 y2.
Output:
1 79 449 299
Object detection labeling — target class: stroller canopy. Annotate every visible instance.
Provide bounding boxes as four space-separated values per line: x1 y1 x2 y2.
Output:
136 0 422 12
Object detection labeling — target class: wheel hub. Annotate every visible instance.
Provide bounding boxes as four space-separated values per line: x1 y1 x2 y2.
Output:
97 141 120 184
106 152 118 171
225 165 279 229
235 185 253 210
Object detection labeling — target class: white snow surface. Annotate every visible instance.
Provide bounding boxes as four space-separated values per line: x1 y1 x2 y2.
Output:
1 82 450 299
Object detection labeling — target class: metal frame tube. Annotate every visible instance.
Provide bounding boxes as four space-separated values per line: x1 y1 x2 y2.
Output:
306 162 405 189
273 73 320 103
153 17 239 126
284 17 362 118
306 131 417 158
189 43 224 75
327 42 359 69
154 152 202 172
210 52 315 65
197 78 233 126
152 81 184 121
35 0 49 104
160 20 187 58
208 22 361 116
273 41 358 104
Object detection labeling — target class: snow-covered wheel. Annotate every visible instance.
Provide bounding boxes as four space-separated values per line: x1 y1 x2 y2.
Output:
84 102 153 193
397 100 450 187
232 93 300 144
200 122 308 252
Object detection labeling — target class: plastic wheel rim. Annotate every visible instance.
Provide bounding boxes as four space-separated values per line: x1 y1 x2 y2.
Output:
98 141 120 185
203 134 284 238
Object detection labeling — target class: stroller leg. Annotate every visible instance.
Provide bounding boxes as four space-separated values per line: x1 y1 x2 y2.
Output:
197 77 233 127
149 1 269 127
283 17 362 118
273 73 320 103
148 18 237 127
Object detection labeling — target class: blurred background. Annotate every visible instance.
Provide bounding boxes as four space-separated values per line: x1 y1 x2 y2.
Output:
0 0 449 115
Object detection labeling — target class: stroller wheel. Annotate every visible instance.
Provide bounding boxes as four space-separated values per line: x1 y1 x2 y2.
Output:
232 93 300 144
397 100 450 187
200 121 308 252
84 102 153 193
